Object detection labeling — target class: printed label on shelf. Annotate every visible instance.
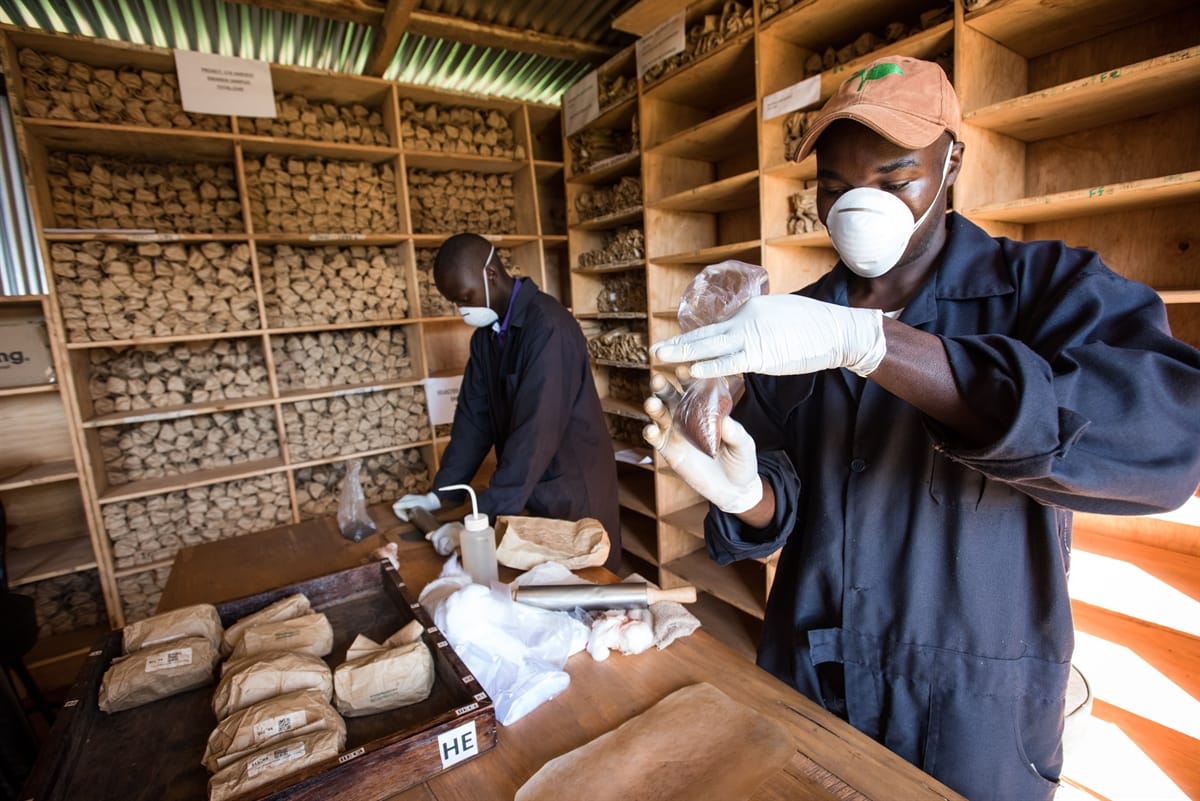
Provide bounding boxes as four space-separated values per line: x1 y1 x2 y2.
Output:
636 11 685 78
175 49 276 118
564 71 600 136
144 646 193 672
438 720 479 769
763 75 822 120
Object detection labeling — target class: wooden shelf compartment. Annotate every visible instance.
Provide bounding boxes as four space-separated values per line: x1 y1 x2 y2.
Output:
0 381 57 398
617 462 656 518
81 392 268 428
25 623 109 670
650 170 759 213
964 46 1200 142
1160 291 1200 305
22 118 236 161
572 258 646 274
601 396 650 421
767 230 832 248
63 328 267 351
593 358 649 370
963 170 1200 225
0 459 78 491
276 376 425 405
239 136 398 164
759 0 943 52
403 150 529 175
578 311 648 321
580 94 638 137
619 508 660 565
661 548 769 619
2 480 91 563
567 150 642 186
7 536 97 588
661 500 710 537
963 0 1194 59
574 206 644 231
284 441 435 474
762 153 817 181
96 456 288 505
410 233 539 249
652 239 762 266
640 32 757 139
0 392 76 470
525 102 565 164
644 101 757 162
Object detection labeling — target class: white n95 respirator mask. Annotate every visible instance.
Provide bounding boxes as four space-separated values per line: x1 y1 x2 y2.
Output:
826 146 953 279
458 246 499 328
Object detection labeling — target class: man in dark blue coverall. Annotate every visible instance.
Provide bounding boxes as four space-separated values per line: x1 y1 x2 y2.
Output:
394 233 621 571
644 56 1200 800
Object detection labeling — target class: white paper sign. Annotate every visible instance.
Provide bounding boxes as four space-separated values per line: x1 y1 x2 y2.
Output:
437 720 479 769
424 374 464 426
763 74 822 120
174 49 276 118
636 11 686 78
564 71 600 136
143 646 193 672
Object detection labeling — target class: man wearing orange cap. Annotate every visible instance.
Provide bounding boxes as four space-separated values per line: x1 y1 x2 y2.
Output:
645 56 1200 800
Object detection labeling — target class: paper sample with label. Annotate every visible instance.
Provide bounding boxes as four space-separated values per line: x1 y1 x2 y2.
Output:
207 729 344 801
222 593 312 655
213 650 333 720
203 687 345 772
333 640 435 717
123 603 224 654
98 636 218 713
228 612 334 661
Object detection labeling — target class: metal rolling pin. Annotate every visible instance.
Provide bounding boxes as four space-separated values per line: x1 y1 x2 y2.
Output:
512 582 697 611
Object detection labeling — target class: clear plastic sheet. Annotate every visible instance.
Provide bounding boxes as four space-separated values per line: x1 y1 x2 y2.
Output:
337 458 377 542
675 260 769 456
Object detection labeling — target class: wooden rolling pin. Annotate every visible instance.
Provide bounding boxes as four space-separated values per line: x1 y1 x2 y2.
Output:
512 582 697 610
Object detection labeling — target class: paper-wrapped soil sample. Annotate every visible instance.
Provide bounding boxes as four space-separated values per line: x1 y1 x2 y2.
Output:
213 651 333 720
99 636 219 713
495 515 610 570
222 593 312 655
203 688 345 772
208 729 345 801
123 603 223 653
334 640 434 717
228 612 334 661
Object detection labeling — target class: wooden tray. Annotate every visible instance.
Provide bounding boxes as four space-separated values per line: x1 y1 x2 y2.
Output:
21 560 497 801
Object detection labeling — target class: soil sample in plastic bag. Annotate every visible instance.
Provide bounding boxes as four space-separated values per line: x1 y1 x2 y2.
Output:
337 458 377 542
675 261 769 456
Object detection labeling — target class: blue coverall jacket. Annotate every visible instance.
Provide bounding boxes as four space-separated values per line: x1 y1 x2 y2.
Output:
434 279 621 570
705 213 1200 800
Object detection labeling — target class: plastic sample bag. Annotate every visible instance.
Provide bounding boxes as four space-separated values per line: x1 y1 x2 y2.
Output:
675 260 769 456
337 458 377 542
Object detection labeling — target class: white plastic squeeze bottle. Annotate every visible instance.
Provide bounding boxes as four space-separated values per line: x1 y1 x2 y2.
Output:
439 483 498 586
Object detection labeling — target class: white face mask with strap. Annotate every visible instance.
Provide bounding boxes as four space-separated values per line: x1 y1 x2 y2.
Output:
458 245 499 328
826 144 954 279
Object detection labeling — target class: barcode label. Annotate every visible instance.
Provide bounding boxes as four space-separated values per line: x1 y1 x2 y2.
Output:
253 710 307 741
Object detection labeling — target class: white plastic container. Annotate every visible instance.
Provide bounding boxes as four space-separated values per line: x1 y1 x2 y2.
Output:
439 483 498 586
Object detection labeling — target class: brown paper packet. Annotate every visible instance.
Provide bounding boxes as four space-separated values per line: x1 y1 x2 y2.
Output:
344 621 424 661
222 593 312 655
515 683 794 801
207 728 345 801
122 604 223 654
495 515 610 570
333 640 434 717
203 688 345 772
99 636 218 713
213 651 333 720
229 612 334 662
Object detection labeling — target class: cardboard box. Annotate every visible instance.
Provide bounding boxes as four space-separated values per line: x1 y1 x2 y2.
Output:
0 314 55 388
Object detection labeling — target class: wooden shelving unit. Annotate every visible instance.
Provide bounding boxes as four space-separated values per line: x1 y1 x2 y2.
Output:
0 25 566 649
561 0 1200 633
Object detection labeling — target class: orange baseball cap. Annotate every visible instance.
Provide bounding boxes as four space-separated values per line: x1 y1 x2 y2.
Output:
791 56 960 161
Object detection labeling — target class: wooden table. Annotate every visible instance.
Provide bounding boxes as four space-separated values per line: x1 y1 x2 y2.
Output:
159 503 962 801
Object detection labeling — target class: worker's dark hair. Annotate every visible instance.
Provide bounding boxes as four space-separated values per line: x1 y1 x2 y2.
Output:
434 233 502 283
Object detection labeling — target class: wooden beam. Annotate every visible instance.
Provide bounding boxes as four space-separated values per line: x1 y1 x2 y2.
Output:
406 10 616 63
363 0 419 76
221 0 385 26
612 0 692 36
224 1 615 65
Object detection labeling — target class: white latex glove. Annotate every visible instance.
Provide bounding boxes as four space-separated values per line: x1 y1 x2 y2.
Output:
428 521 464 556
642 373 763 514
392 491 441 522
651 294 886 378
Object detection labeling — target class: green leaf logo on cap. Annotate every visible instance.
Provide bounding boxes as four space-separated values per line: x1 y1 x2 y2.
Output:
850 62 905 91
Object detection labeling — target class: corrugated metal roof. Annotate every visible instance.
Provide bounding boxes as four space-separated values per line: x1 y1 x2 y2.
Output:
0 0 626 103
0 91 46 294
